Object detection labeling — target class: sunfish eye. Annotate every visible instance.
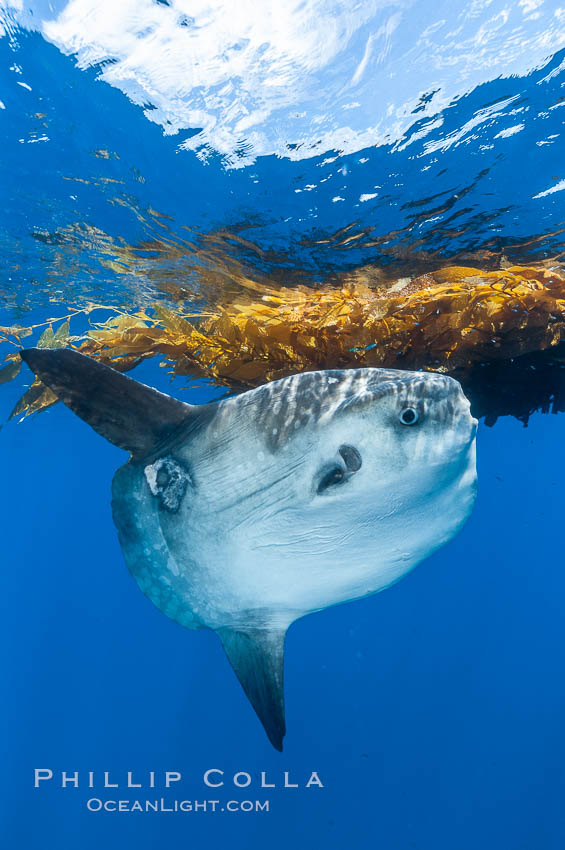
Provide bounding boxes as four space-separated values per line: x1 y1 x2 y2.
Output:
317 466 346 495
399 407 419 426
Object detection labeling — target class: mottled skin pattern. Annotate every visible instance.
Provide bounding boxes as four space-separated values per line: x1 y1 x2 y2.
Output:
247 368 462 450
20 350 478 750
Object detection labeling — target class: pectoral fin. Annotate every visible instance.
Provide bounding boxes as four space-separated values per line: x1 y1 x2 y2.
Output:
218 627 286 752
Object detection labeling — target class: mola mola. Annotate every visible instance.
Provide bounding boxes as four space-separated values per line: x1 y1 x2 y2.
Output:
20 348 477 750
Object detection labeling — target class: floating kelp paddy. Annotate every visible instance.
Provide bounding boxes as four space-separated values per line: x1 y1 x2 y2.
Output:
2 260 565 426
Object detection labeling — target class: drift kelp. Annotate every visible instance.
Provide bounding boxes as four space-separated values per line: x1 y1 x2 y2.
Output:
2 262 565 422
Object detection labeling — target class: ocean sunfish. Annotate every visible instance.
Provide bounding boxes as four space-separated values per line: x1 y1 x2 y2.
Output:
20 349 478 750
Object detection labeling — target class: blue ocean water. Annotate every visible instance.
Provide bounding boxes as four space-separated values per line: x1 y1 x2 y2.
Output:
2 3 565 849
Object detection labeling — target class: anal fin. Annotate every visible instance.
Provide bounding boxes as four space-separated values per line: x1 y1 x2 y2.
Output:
218 626 286 752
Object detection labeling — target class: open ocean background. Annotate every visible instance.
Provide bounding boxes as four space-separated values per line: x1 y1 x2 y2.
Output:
1 2 565 848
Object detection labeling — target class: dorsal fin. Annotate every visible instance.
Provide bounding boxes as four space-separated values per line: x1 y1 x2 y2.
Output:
219 627 287 752
20 348 207 460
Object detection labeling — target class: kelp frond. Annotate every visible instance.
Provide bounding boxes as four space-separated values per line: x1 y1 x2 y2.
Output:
2 262 565 420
